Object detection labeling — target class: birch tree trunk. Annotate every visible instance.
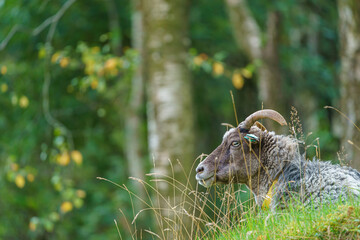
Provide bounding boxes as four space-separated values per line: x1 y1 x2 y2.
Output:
338 0 360 170
225 0 285 132
124 0 146 212
143 0 195 236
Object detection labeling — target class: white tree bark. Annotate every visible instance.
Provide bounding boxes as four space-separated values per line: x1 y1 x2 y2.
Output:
124 0 146 213
338 0 360 170
143 0 195 236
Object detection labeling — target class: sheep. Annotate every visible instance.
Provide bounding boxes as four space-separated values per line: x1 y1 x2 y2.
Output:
195 109 360 210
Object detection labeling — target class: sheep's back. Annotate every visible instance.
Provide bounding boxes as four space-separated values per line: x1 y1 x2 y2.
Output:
273 159 360 209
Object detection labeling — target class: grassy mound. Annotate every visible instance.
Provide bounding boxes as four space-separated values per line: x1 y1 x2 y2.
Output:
217 200 360 240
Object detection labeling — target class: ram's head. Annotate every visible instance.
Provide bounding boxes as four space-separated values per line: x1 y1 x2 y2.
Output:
195 109 287 187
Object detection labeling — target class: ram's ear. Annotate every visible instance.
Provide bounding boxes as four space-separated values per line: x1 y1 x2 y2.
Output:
244 134 259 143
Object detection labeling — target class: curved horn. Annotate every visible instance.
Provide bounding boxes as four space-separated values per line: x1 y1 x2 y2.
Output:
239 109 287 131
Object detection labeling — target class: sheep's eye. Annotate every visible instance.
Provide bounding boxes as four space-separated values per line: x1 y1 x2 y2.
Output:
231 141 240 147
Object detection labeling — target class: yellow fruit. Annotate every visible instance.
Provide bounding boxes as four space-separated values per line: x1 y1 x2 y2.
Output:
232 73 244 89
27 173 35 182
60 201 73 213
213 62 224 75
1 66 7 75
60 57 70 68
19 96 29 108
15 174 25 188
56 152 70 166
71 150 83 165
1 83 8 93
76 189 86 198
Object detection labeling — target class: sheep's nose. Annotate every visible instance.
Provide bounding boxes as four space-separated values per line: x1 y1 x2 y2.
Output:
196 165 204 174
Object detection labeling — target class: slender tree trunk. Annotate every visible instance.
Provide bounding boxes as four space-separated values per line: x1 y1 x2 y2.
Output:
225 0 285 132
143 0 195 237
258 12 284 117
124 0 146 212
104 0 122 55
292 13 319 134
338 0 360 170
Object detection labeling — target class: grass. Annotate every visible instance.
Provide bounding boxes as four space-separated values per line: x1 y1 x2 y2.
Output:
98 156 258 240
217 199 360 240
105 169 360 240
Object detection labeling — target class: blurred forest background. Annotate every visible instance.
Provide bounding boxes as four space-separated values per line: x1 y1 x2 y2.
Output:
1 0 360 239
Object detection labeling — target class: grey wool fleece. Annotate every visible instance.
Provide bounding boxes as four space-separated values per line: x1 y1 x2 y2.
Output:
265 131 360 210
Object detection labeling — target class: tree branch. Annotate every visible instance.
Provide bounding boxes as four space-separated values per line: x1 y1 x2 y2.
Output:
40 0 77 151
0 25 20 51
33 0 76 36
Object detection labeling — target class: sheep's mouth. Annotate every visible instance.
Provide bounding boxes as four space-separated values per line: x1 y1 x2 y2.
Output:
196 174 215 188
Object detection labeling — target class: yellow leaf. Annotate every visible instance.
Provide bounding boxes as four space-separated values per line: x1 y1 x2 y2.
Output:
213 62 224 75
85 60 95 75
91 46 100 54
54 182 63 191
104 58 118 75
56 152 70 166
1 66 7 75
19 96 29 108
67 85 74 93
11 95 18 105
232 73 244 89
60 57 70 68
27 173 35 182
15 174 25 188
199 53 208 60
76 189 86 198
11 163 19 171
90 79 98 90
51 52 61 63
108 68 118 76
105 58 117 69
29 221 37 231
73 198 83 208
1 83 8 93
97 67 105 77
38 48 46 59
60 201 73 213
193 56 203 66
241 68 252 78
49 212 60 221
71 150 83 165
